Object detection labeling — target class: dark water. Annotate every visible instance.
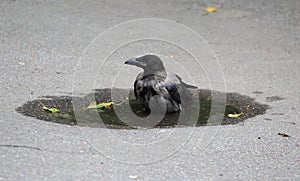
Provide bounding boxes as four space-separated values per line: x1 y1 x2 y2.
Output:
16 89 268 129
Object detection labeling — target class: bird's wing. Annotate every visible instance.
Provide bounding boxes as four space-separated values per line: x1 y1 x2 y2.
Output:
162 74 196 104
160 75 184 104
134 73 191 105
163 83 181 104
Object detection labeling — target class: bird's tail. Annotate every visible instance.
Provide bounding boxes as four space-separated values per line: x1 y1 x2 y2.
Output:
182 82 198 89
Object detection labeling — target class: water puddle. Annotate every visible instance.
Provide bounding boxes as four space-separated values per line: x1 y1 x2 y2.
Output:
16 89 268 129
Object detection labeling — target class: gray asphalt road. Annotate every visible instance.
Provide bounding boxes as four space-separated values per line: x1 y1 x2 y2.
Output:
1 0 299 180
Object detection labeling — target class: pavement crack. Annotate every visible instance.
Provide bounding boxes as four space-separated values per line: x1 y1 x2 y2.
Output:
0 144 41 151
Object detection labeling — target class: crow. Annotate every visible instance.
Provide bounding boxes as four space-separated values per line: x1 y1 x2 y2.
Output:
124 54 197 114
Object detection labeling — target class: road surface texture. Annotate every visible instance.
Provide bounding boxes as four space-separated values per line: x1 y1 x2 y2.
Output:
1 0 299 180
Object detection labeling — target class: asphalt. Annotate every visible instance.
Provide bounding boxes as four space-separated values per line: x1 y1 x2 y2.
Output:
0 0 299 180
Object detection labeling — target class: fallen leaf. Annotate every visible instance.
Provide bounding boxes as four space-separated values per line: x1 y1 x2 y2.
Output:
38 99 60 113
96 102 113 109
227 112 243 118
205 7 217 13
87 100 125 110
43 106 59 113
87 101 113 109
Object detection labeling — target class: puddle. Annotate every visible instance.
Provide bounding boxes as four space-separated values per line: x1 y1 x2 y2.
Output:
16 89 269 129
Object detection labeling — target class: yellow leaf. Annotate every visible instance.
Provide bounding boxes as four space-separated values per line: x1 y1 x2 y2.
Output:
87 101 113 109
205 7 217 13
228 112 243 118
97 102 113 109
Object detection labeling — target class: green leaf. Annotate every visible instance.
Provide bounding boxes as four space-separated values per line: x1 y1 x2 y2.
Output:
43 106 60 113
87 100 125 110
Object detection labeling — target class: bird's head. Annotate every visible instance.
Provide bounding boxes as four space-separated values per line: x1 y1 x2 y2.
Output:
125 54 166 75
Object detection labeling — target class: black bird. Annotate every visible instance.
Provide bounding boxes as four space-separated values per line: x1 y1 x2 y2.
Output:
124 54 197 114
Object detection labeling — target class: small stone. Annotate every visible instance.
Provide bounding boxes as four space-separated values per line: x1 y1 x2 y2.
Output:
129 175 138 179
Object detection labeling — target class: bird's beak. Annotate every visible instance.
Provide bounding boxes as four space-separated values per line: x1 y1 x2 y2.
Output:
124 58 137 65
124 58 146 67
